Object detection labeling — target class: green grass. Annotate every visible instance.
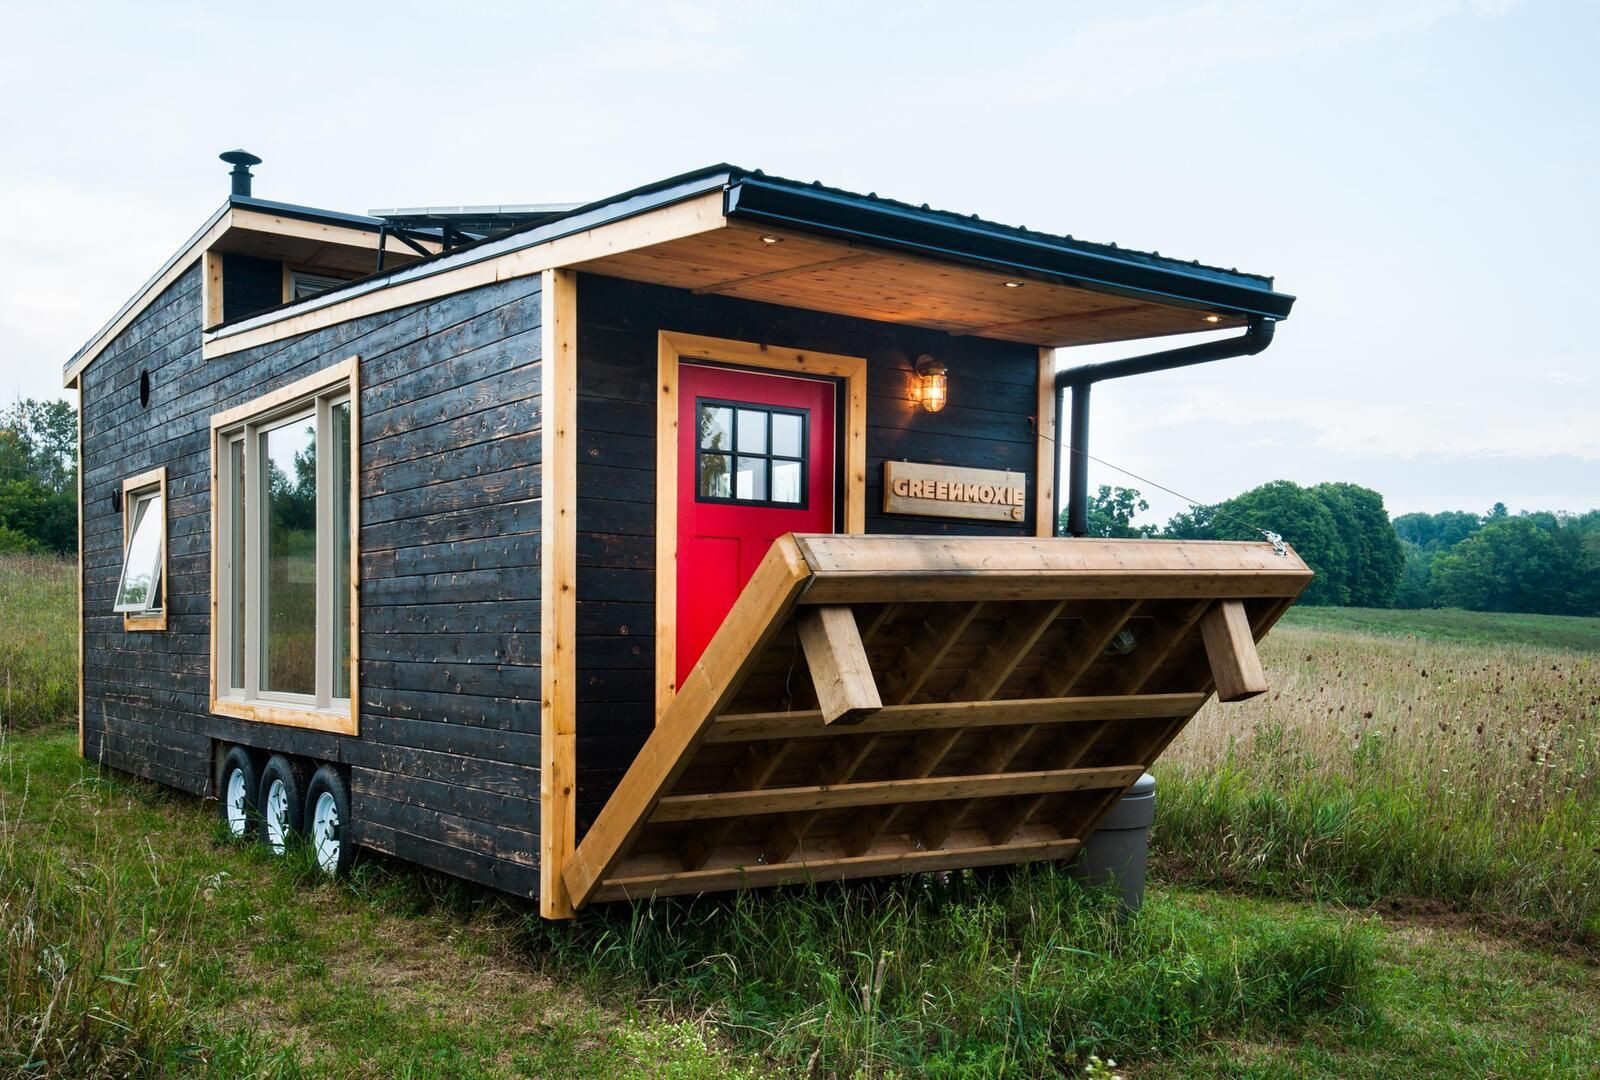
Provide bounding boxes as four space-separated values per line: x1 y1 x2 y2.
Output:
8 552 1600 1074
0 729 758 1078
1281 604 1600 652
1157 620 1600 939
4 728 1598 1077
530 869 1377 1076
0 554 76 731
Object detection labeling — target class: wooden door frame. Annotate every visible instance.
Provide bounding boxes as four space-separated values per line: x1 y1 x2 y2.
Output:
655 330 867 722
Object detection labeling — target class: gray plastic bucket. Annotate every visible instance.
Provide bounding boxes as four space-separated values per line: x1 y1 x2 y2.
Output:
1068 772 1155 914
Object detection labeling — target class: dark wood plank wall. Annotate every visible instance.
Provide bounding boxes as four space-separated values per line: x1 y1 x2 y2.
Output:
573 273 1042 831
79 263 544 897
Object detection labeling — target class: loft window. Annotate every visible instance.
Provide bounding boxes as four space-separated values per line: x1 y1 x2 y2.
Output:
211 358 358 733
695 398 807 508
289 270 348 301
115 467 167 631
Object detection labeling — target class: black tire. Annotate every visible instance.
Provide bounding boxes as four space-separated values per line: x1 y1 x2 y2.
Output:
303 764 355 877
258 754 308 855
218 746 260 841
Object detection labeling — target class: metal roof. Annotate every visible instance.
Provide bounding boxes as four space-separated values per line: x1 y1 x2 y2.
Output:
72 163 1296 380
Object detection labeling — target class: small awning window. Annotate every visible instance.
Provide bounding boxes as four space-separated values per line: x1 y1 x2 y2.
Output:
114 489 165 613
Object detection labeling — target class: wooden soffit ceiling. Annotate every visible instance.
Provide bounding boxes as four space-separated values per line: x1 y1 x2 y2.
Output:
568 220 1243 348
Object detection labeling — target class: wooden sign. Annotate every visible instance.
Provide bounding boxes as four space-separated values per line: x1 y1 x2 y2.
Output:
883 461 1027 522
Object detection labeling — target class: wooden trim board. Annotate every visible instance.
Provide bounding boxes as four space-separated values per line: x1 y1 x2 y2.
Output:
120 466 168 632
64 206 434 387
654 329 868 723
1035 347 1057 537
76 402 84 756
539 268 579 919
203 192 728 361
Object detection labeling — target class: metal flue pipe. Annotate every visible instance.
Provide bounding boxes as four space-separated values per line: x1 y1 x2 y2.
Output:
1054 317 1276 537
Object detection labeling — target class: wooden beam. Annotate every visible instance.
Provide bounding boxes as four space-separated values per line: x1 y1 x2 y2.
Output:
1031 601 1140 698
203 191 728 360
985 719 1112 845
791 536 1314 606
762 734 878 864
1200 599 1268 701
955 599 1064 702
539 268 579 919
682 741 795 870
649 765 1146 823
704 692 1207 743
563 536 815 909
692 252 880 294
882 601 984 705
202 250 224 329
917 722 1039 850
797 606 882 725
1105 599 1211 695
1035 347 1057 538
593 834 1083 903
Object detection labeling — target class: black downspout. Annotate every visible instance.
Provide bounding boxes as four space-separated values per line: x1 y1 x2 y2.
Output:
1055 317 1276 536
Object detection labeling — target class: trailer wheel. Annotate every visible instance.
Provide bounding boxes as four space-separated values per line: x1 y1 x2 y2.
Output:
304 764 354 876
219 746 260 840
259 754 307 855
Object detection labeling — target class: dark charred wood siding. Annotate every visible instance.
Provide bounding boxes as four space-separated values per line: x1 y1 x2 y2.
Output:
572 273 1042 831
79 263 543 897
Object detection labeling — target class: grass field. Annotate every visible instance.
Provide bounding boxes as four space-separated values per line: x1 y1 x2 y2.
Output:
4 554 1599 1076
1281 604 1600 653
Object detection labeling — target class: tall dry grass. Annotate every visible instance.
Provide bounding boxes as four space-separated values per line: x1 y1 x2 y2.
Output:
1156 624 1600 935
0 555 76 731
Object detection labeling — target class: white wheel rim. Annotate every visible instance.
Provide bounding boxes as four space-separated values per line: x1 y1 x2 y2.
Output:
225 769 248 837
313 791 341 873
265 778 289 854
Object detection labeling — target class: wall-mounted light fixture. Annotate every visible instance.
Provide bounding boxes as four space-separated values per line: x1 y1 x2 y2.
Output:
915 354 948 413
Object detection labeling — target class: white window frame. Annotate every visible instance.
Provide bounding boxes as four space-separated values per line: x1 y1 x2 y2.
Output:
117 467 168 631
210 357 360 735
287 269 350 302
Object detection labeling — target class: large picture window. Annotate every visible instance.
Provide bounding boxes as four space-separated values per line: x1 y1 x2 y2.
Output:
116 467 167 631
211 358 358 733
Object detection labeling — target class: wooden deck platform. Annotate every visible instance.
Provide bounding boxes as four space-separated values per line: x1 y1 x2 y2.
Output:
563 536 1312 908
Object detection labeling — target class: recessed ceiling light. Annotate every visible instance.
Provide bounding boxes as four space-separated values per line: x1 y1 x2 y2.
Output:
760 235 782 244
1003 281 1024 288
1203 314 1221 323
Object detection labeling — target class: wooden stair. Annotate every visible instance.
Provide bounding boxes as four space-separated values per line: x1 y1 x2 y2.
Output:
562 535 1312 908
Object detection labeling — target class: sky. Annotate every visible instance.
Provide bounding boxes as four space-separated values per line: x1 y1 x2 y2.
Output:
1 0 1594 526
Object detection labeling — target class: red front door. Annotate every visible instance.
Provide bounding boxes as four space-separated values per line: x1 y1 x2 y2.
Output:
677 363 837 685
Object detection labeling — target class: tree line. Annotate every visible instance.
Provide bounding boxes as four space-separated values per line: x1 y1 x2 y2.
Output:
0 399 76 555
1071 482 1600 617
4 395 1593 617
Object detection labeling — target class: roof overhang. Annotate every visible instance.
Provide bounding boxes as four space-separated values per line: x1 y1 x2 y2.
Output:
62 198 437 387
76 163 1294 375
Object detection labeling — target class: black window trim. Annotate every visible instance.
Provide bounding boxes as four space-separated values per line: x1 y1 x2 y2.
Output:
693 396 810 510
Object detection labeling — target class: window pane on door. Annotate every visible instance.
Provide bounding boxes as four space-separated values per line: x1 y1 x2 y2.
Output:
735 457 767 501
771 412 803 458
261 419 317 696
735 408 767 454
331 401 352 700
698 404 733 451
698 453 731 498
771 459 802 504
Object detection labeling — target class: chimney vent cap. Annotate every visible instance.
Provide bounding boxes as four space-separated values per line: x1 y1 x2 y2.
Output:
219 149 262 168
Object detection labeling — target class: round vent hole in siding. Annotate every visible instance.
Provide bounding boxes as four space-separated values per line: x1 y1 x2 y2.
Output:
139 370 151 408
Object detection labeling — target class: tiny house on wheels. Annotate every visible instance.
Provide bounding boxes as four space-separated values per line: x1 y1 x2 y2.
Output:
65 154 1309 918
